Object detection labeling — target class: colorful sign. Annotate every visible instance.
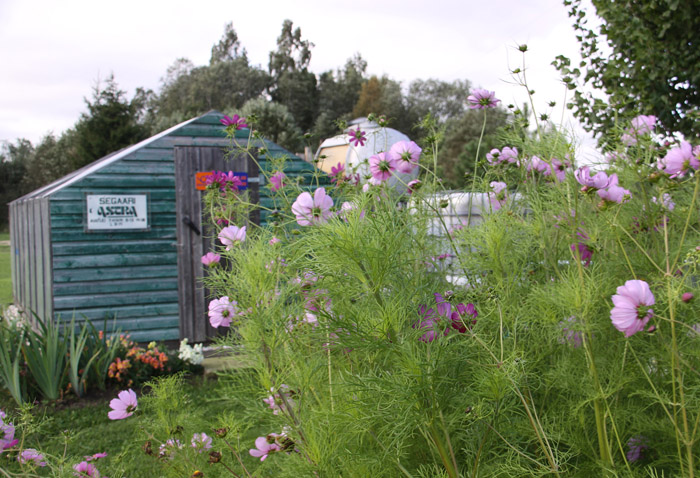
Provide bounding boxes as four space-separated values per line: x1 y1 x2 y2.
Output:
86 194 148 230
195 171 248 191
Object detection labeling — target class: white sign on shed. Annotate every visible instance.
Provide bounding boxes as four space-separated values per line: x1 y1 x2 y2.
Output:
86 194 149 230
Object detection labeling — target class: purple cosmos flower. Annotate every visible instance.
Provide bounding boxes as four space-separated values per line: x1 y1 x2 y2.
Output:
660 141 699 178
220 114 248 130
489 181 508 211
249 435 281 461
208 296 237 328
206 171 244 192
291 188 334 226
559 316 582 348
18 448 47 467
571 242 593 266
575 166 612 191
389 140 422 173
467 89 501 109
108 389 138 420
369 152 398 182
348 128 367 147
201 252 221 267
451 303 478 334
73 461 101 477
218 225 246 250
269 171 286 192
626 436 648 463
191 433 213 452
597 174 631 204
329 162 346 183
0 411 18 451
407 179 422 194
610 280 655 337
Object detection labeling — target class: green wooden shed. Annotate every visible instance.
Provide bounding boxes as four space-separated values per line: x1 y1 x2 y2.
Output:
9 111 318 342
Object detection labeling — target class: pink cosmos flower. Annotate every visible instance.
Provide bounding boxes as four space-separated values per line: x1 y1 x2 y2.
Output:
0 411 18 450
220 114 248 130
85 452 107 461
191 433 213 452
73 461 100 477
208 296 237 328
269 236 281 245
263 384 294 415
575 166 612 191
489 181 508 211
652 193 675 211
631 115 656 135
369 152 398 182
486 146 518 165
249 435 281 461
19 448 47 467
622 115 656 145
407 179 422 194
348 128 367 147
201 252 221 267
559 316 582 348
660 141 699 178
269 171 286 192
597 174 631 204
159 439 184 459
108 389 138 420
527 155 548 174
218 225 246 250
389 140 422 173
610 280 655 337
291 187 334 226
467 89 501 109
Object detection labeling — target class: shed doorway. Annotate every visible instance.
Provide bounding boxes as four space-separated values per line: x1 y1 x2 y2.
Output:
174 146 259 342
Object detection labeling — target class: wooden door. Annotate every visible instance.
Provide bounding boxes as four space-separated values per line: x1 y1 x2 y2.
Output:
174 146 259 342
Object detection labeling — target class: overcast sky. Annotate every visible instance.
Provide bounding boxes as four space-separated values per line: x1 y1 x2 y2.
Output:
0 0 603 162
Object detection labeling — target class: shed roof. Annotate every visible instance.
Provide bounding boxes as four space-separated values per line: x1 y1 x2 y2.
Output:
11 115 203 203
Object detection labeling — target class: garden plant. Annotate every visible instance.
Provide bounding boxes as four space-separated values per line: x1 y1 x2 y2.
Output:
2 58 700 477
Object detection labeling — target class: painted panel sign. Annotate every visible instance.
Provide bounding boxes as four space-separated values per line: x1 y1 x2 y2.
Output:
86 194 149 230
195 171 248 191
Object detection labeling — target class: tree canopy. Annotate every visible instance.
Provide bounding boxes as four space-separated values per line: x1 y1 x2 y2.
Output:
1 19 509 228
554 0 700 146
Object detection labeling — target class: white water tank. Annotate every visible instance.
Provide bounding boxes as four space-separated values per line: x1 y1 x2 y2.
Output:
314 118 419 193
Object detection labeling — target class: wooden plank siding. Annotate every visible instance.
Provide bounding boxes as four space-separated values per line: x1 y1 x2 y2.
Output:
10 111 323 343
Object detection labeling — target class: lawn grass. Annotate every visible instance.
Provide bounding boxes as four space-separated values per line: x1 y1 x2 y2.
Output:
0 373 243 477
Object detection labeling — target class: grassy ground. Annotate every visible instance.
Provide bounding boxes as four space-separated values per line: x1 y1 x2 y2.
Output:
0 232 11 308
0 373 251 477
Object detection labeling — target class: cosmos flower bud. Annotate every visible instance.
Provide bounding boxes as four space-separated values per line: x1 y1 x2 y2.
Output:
682 292 694 303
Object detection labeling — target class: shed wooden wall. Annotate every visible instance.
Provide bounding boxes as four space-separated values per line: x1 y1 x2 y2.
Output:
10 196 52 323
47 112 321 342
